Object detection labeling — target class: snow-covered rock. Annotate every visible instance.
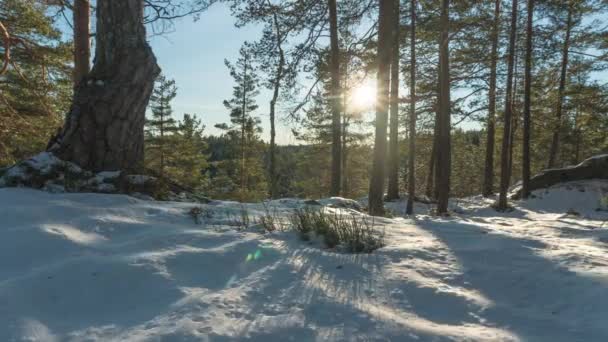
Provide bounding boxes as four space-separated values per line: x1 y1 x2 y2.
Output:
0 152 166 199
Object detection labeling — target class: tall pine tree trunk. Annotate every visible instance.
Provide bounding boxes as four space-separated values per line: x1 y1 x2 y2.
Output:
386 0 400 201
73 0 90 86
48 0 160 172
241 56 248 197
497 0 518 210
436 0 451 215
522 0 534 199
547 1 573 169
406 0 417 215
268 12 285 199
426 123 437 199
483 0 500 197
342 115 349 196
368 0 394 216
328 0 342 196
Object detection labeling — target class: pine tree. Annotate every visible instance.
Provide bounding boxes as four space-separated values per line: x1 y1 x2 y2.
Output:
522 0 535 199
368 0 394 216
0 0 72 166
497 0 519 210
170 114 208 190
48 0 160 172
145 74 179 178
73 0 90 86
328 0 342 197
220 43 266 201
386 0 401 201
406 0 417 215
482 0 500 197
436 0 451 215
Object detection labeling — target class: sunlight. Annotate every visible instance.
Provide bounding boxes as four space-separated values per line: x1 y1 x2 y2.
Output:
348 79 376 112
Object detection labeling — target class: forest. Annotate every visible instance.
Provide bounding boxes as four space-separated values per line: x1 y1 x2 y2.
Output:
1 0 608 341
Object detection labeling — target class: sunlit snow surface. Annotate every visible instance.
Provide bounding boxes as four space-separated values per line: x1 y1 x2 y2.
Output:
1 181 607 341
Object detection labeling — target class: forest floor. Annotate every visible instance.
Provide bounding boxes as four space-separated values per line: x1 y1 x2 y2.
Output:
1 181 607 341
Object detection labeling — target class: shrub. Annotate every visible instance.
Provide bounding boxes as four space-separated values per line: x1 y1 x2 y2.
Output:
188 206 213 224
256 203 283 233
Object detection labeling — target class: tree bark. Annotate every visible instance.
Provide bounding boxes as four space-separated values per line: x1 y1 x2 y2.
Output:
73 0 91 86
406 0 417 215
426 123 438 199
386 0 400 201
497 0 518 210
436 0 451 215
548 1 573 169
48 0 160 172
342 115 349 196
268 11 285 199
368 0 393 216
483 0 500 197
522 0 534 199
328 0 342 196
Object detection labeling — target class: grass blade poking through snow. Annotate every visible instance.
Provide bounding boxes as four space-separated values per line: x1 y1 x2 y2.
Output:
288 208 385 253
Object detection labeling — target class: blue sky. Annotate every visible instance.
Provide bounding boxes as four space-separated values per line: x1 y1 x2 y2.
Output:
148 3 298 145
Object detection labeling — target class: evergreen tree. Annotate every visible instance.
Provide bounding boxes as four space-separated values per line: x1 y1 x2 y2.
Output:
0 0 72 167
145 75 179 178
217 43 267 202
169 114 208 190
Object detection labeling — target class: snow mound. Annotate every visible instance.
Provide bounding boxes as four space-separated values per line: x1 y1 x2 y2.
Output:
1 188 607 341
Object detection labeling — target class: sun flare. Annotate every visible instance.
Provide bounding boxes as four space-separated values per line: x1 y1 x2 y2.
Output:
349 80 376 111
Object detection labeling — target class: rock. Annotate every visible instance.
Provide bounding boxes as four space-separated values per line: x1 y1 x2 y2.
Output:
512 154 608 199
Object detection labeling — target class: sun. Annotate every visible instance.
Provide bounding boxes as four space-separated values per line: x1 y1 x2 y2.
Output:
349 80 376 112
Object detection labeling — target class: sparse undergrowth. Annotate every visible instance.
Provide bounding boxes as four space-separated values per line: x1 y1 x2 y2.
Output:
288 207 384 253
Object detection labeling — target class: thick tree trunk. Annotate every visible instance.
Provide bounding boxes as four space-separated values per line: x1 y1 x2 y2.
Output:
406 0 417 215
386 0 400 201
522 0 534 199
497 0 518 210
328 0 342 196
547 1 573 169
268 12 285 199
48 0 160 172
483 0 500 197
73 0 90 86
436 0 451 215
368 0 393 216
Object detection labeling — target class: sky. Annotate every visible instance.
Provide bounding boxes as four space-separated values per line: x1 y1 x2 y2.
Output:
148 3 299 145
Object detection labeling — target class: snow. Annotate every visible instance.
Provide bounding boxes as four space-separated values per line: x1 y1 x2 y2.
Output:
1 181 607 341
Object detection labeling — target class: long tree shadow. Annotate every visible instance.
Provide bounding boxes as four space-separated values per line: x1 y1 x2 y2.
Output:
414 218 608 341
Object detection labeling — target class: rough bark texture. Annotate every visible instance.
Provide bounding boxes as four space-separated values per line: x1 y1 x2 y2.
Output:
406 0 417 215
48 0 160 172
328 0 342 196
547 1 573 169
436 0 451 214
522 0 534 199
368 0 393 216
73 0 90 86
497 0 518 210
512 155 608 199
386 0 400 201
483 0 500 197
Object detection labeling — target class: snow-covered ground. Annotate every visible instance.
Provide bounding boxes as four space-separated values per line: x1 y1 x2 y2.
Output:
1 181 607 341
